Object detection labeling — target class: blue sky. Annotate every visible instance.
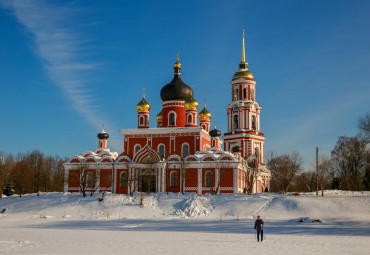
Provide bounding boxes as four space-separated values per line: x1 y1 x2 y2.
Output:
1 0 369 168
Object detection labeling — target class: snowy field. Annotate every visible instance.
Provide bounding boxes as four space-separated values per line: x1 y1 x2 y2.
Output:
1 191 370 255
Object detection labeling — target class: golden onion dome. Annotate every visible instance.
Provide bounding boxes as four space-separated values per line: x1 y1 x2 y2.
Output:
199 106 212 121
185 95 199 109
156 110 163 122
233 69 254 79
136 97 151 112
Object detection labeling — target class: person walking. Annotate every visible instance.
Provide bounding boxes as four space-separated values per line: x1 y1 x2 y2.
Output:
254 215 264 242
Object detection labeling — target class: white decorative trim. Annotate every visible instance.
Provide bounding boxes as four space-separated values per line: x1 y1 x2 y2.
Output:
184 187 197 191
220 187 234 191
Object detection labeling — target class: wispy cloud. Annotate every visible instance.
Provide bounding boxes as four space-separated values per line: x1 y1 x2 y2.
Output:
1 0 121 151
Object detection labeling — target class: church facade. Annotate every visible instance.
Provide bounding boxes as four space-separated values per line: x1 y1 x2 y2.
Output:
64 31 271 195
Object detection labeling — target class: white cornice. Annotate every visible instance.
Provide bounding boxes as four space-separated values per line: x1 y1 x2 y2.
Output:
121 127 208 136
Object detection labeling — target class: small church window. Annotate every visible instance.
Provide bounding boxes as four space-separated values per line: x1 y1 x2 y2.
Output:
243 88 247 99
234 115 239 129
205 171 213 187
182 143 189 158
120 172 128 187
135 145 141 155
251 88 255 101
170 171 177 187
252 115 256 130
235 88 239 101
158 145 165 158
169 113 175 126
187 114 192 124
86 172 94 188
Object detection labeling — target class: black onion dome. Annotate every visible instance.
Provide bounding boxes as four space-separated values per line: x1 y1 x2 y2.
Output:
209 128 221 137
160 56 193 101
160 75 193 101
97 132 109 140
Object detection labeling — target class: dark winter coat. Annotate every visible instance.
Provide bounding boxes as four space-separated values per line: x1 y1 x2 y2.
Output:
254 219 264 231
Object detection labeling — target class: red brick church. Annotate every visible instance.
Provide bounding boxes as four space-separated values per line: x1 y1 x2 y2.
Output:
64 31 271 195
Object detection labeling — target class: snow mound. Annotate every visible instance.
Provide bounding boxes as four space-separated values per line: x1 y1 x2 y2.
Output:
174 196 212 217
289 217 325 223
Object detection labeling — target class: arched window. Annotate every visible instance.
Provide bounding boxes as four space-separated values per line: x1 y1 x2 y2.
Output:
182 143 189 158
243 88 247 100
187 114 192 124
251 88 255 101
205 171 213 187
158 144 165 159
252 115 256 130
255 147 260 156
120 172 128 187
139 116 144 126
169 113 175 126
235 88 239 101
170 171 177 187
234 115 238 129
86 172 94 188
134 145 141 155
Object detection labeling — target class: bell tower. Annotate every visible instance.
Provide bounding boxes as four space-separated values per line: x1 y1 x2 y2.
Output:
223 30 265 164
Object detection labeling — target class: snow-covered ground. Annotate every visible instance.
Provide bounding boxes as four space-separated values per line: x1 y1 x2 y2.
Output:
1 191 369 254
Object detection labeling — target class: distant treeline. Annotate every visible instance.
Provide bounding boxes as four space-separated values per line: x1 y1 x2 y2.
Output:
0 150 66 198
268 113 370 194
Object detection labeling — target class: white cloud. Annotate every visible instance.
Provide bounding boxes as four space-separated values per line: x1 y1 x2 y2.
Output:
2 0 122 151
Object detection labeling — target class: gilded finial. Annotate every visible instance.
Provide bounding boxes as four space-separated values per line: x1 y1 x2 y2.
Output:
241 29 245 63
174 51 181 73
143 88 145 98
214 120 216 129
102 124 105 132
204 98 207 108
239 29 248 70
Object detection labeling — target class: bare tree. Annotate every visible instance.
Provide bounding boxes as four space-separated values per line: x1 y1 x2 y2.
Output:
128 168 139 196
140 161 156 194
240 153 260 195
359 112 370 139
67 163 91 197
50 156 66 192
331 136 367 190
28 150 44 196
0 152 15 198
13 158 33 197
291 171 316 193
267 152 303 194
214 161 232 195
317 156 332 196
179 157 189 194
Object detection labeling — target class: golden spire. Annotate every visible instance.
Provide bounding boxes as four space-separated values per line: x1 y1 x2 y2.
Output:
143 88 145 98
241 29 245 63
239 29 248 70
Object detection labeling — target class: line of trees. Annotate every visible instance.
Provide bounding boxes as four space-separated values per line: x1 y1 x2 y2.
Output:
268 112 370 194
0 150 66 198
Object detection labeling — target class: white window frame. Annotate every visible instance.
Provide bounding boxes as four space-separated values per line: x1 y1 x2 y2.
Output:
134 144 141 155
181 143 190 158
157 144 166 159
